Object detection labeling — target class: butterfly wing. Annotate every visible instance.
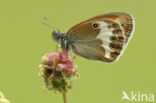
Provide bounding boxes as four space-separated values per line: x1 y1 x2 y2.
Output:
66 12 135 62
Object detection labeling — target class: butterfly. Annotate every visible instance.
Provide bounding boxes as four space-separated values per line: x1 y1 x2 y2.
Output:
51 12 135 63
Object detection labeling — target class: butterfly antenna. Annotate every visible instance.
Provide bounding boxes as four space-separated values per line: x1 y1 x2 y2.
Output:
42 17 60 32
42 22 54 29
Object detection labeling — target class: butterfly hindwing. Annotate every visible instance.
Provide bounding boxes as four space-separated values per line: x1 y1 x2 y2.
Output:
66 12 134 62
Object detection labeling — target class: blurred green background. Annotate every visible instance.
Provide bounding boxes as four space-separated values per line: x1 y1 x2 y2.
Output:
0 0 156 103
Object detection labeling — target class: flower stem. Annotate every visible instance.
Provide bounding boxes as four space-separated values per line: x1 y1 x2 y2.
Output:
62 92 67 103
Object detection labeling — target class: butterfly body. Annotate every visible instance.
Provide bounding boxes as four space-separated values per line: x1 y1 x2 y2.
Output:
52 12 135 63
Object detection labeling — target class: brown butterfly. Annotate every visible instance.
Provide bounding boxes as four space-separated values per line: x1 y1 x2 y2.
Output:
51 12 135 63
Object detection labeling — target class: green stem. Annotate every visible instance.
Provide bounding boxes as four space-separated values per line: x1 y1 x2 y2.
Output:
62 92 67 103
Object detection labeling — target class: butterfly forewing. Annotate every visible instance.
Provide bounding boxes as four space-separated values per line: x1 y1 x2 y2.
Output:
66 12 134 62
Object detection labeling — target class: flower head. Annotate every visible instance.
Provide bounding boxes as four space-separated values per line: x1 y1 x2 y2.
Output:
39 50 79 93
0 92 10 103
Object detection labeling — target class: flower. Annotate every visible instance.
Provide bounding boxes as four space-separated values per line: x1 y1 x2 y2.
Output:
39 50 79 93
0 92 10 103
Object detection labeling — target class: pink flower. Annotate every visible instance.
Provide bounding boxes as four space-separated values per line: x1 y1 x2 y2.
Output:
42 53 58 66
58 50 69 63
39 50 79 92
56 63 67 71
41 50 78 76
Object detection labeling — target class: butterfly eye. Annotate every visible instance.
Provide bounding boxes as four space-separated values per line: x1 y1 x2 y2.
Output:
93 23 99 28
109 43 116 49
110 36 117 41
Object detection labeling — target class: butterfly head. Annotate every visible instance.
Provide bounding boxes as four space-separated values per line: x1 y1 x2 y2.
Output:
52 31 63 41
52 31 69 51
